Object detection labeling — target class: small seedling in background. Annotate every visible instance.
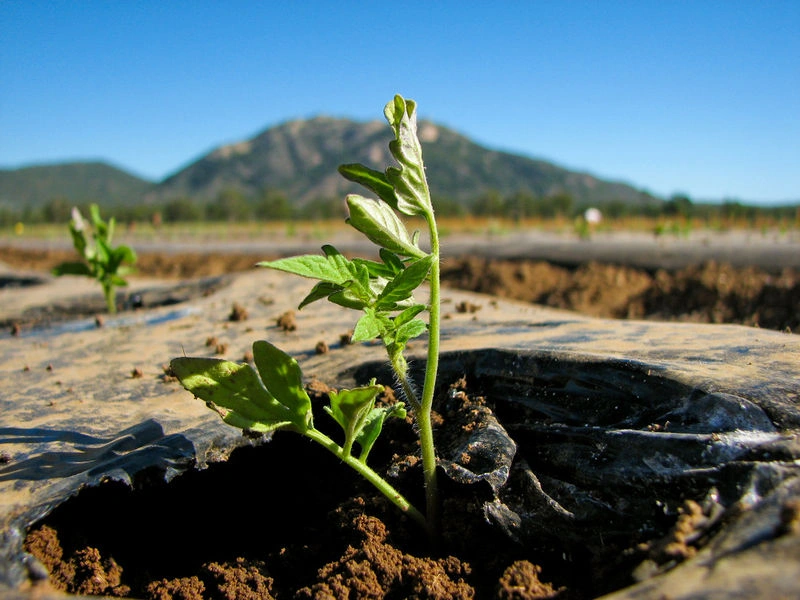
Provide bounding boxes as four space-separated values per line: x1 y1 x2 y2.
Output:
171 95 442 536
52 204 137 314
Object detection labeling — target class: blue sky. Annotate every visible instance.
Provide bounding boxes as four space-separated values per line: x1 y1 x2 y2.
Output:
1 1 798 205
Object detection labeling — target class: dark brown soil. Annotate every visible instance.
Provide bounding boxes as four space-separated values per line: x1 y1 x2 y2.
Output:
1 246 798 332
440 256 799 332
22 379 639 599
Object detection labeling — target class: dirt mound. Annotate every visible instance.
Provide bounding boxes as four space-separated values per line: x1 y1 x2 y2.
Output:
441 257 799 332
2 246 798 332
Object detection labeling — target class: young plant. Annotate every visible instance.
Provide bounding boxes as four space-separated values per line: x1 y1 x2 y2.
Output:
171 95 442 534
171 340 424 527
52 204 137 314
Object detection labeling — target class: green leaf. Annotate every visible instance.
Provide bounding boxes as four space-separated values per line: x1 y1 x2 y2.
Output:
252 341 312 428
52 261 93 277
95 237 111 265
352 310 385 342
90 204 113 243
376 255 434 309
351 257 395 279
379 249 405 276
113 244 137 265
383 95 433 217
258 253 348 284
324 382 385 457
356 402 407 462
345 194 426 259
116 266 136 278
68 224 88 258
169 357 297 433
328 288 370 311
351 257 373 294
108 274 130 287
395 318 428 345
338 164 399 209
394 304 426 327
298 281 344 309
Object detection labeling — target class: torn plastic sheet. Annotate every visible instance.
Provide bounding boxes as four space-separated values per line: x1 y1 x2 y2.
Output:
354 348 800 593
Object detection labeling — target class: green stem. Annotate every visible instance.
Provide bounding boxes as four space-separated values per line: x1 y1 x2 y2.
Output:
303 427 427 530
103 283 117 314
418 211 441 535
390 353 421 411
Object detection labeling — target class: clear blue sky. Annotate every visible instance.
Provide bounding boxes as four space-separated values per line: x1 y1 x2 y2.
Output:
1 1 798 205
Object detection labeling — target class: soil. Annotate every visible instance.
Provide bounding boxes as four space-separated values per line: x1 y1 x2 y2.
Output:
1 246 798 333
3 243 798 598
22 380 580 599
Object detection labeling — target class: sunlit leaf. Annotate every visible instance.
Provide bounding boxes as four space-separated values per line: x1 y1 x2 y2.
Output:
258 252 349 284
298 281 344 309
383 95 434 217
352 309 385 342
376 255 434 309
346 194 426 258
252 341 312 428
394 304 426 327
170 357 297 432
338 163 399 209
324 382 385 456
395 318 428 345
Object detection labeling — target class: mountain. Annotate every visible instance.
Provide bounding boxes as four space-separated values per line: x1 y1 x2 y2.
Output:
149 117 654 208
0 161 153 209
2 119 656 212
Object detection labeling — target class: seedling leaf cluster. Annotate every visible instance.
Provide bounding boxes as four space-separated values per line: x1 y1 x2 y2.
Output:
171 95 442 534
52 204 137 314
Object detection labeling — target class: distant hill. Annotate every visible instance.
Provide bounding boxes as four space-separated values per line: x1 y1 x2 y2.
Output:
149 117 655 209
0 161 153 209
2 119 657 212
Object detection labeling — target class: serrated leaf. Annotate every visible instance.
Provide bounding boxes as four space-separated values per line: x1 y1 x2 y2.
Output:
252 341 312 428
346 195 426 259
170 357 297 433
375 255 434 309
338 163 399 209
258 253 348 284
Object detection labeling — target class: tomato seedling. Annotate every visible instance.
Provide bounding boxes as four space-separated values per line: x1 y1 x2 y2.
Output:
171 95 442 535
52 204 137 314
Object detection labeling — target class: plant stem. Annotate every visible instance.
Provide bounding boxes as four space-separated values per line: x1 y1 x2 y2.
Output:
303 427 427 530
390 354 421 411
103 283 116 314
418 211 441 535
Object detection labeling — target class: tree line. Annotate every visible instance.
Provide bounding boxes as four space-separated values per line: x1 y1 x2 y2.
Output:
2 187 798 227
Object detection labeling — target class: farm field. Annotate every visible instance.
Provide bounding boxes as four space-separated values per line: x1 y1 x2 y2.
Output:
2 219 799 333
1 219 799 599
